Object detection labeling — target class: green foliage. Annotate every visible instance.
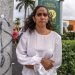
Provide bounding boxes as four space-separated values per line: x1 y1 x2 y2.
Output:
67 24 73 31
58 40 75 75
62 32 75 40
15 18 20 25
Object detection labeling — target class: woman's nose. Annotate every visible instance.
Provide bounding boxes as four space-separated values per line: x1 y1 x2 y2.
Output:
40 15 45 19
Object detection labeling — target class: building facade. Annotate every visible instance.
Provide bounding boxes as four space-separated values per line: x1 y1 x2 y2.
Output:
63 20 75 32
69 20 75 31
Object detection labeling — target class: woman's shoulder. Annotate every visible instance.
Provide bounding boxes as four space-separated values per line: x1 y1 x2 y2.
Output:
51 31 61 39
21 30 30 39
23 30 29 35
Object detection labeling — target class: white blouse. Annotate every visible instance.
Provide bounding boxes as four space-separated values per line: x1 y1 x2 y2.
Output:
16 30 62 75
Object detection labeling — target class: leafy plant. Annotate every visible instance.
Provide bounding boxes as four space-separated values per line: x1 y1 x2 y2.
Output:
58 40 75 75
15 18 20 25
67 24 73 32
62 32 75 40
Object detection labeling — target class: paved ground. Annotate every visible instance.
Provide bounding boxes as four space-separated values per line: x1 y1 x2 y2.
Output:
12 44 23 75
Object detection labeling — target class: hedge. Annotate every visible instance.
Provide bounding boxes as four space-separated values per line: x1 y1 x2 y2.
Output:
62 32 75 40
58 40 75 75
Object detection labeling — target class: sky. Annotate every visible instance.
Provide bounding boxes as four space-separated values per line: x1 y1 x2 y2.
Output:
63 0 75 20
13 0 75 21
13 1 24 21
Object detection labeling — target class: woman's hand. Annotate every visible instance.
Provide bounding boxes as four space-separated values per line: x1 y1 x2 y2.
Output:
25 65 34 69
41 58 54 70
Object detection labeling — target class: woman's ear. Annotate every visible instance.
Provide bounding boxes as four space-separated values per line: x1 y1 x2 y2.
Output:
32 17 35 23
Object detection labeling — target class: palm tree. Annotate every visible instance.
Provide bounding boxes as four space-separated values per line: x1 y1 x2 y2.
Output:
16 0 35 19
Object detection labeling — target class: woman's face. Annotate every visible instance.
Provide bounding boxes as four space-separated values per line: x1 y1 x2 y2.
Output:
33 7 48 28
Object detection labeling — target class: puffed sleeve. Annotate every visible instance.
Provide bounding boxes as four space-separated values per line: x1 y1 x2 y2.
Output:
51 34 62 69
16 32 42 65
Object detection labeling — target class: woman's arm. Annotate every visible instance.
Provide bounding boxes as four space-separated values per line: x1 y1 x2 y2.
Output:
41 58 54 70
51 34 62 69
16 32 42 69
41 34 62 70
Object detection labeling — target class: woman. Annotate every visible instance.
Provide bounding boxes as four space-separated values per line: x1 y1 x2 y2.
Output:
16 5 62 75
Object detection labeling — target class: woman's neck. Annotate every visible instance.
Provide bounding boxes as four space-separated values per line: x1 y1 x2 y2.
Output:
35 26 51 35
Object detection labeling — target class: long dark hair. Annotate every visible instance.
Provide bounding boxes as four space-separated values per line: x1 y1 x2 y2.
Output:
23 5 53 33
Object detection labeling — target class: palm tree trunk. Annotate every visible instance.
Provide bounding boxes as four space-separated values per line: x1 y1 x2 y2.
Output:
24 5 27 20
